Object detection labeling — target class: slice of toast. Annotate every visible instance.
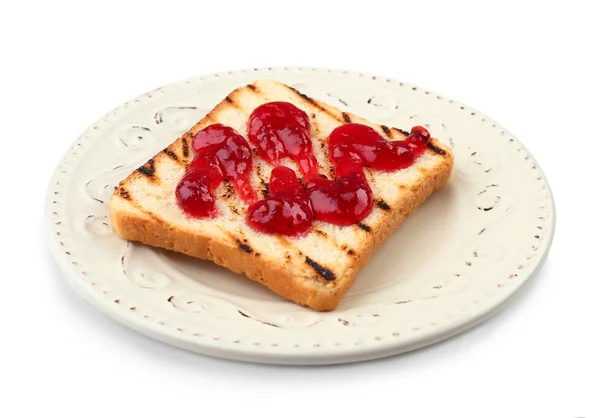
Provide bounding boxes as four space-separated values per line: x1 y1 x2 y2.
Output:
109 79 454 311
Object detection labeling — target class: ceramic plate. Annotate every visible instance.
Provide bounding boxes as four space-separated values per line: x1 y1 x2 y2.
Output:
45 67 555 365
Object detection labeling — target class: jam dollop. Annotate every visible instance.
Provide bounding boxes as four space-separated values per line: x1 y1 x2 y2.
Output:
176 124 256 218
306 173 373 226
247 102 319 178
328 123 418 175
246 166 313 236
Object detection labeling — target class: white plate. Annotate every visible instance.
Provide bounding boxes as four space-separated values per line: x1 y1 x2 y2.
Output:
45 67 555 365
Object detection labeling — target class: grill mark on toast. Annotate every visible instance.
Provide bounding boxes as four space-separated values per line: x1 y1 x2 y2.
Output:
286 85 342 122
255 163 270 198
182 138 190 158
287 86 322 108
315 134 334 175
342 112 352 123
255 161 263 178
118 187 131 200
357 223 372 232
246 84 258 92
381 125 392 137
347 249 356 256
312 118 322 137
393 127 410 137
137 159 156 178
221 182 235 199
262 182 270 198
320 139 331 177
305 257 336 281
365 168 376 184
224 92 249 114
226 231 253 254
201 114 217 125
313 229 328 238
222 95 243 111
235 239 253 254
376 200 391 210
427 142 447 155
163 148 179 161
161 139 192 168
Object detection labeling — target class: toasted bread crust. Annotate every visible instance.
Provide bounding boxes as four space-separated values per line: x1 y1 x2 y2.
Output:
109 80 454 311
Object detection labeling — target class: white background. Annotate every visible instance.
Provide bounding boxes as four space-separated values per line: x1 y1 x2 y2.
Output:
1 1 599 417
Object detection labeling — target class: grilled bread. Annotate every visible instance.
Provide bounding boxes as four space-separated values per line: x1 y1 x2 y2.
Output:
109 79 454 311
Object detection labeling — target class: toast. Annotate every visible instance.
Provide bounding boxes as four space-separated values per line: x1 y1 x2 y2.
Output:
109 79 454 311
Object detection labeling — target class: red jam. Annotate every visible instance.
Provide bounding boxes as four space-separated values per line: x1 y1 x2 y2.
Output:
328 123 424 176
247 102 319 178
176 100 431 236
306 173 373 226
176 124 256 218
246 166 314 236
